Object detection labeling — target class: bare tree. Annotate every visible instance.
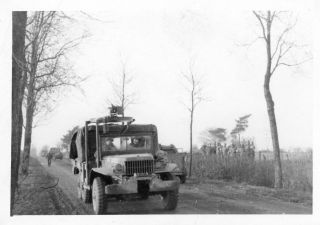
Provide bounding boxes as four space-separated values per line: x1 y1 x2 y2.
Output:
252 11 310 188
11 11 27 215
21 11 84 175
200 128 227 144
181 59 205 177
107 58 136 115
230 114 251 145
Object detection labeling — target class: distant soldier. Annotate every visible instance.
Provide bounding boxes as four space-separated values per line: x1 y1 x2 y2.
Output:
249 141 255 161
200 144 208 155
243 141 248 157
217 142 222 156
47 151 53 167
227 144 232 156
222 143 228 156
230 143 236 157
211 142 217 155
240 143 245 157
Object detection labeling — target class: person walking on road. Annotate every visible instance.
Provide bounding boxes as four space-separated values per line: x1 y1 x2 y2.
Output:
47 151 53 167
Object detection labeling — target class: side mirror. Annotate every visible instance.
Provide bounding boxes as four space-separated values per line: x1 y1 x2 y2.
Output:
73 166 79 174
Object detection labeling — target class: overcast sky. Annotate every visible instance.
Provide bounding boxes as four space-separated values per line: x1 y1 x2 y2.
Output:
17 8 313 152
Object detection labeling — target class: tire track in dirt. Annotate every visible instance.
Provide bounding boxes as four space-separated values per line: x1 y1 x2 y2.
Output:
47 189 63 214
38 158 94 214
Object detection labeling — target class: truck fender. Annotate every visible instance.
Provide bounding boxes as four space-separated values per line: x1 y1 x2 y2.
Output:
90 168 113 185
91 167 113 177
164 163 180 173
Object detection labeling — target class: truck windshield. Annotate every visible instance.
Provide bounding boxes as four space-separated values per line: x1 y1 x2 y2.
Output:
101 135 152 152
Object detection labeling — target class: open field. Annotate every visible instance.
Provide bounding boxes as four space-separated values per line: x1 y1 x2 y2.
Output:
187 151 312 193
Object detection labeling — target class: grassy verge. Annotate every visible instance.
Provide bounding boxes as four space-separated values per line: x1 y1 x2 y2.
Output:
13 157 76 215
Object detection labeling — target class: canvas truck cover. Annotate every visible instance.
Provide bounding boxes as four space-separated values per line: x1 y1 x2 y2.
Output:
69 128 96 162
69 124 159 162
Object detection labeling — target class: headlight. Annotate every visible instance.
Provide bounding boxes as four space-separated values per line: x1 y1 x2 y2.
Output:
173 166 180 172
113 163 123 173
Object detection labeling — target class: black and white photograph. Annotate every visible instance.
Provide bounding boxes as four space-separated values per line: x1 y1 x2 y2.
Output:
1 0 319 224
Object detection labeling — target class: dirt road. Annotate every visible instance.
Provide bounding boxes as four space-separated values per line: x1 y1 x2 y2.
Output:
37 157 311 215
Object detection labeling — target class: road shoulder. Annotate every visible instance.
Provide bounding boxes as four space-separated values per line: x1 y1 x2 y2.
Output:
13 157 84 215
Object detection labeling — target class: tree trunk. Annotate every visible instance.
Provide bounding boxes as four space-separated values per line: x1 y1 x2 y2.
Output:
264 89 282 188
21 24 39 175
21 85 35 175
11 11 27 215
21 46 37 175
189 109 193 178
122 71 125 117
264 11 283 188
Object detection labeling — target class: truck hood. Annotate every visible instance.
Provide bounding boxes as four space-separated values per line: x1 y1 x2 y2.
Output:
102 153 154 165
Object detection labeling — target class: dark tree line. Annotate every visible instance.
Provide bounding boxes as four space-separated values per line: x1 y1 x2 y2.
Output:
11 11 84 214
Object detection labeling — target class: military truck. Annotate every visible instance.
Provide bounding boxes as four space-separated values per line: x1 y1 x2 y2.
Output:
159 144 187 184
49 147 63 160
40 149 48 158
69 106 180 214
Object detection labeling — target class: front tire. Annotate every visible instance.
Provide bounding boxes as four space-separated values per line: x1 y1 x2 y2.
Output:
81 188 92 203
92 177 106 214
161 190 179 210
77 181 82 199
180 175 186 184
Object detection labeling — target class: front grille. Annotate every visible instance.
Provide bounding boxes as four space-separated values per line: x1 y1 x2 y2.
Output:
125 160 154 175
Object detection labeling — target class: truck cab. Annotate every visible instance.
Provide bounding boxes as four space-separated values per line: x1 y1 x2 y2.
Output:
49 147 63 160
69 106 180 214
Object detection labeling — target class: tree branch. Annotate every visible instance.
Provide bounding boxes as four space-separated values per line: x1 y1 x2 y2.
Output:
253 11 267 41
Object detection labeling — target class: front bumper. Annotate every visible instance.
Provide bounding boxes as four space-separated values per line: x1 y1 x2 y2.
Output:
171 171 186 176
105 176 179 195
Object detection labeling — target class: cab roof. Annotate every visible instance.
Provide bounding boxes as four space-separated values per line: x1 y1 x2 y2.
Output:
81 124 158 134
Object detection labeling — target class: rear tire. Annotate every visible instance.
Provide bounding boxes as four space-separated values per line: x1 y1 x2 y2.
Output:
92 177 106 214
140 193 149 200
161 190 179 210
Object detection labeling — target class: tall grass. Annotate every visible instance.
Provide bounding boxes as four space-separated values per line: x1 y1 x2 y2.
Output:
186 152 312 192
